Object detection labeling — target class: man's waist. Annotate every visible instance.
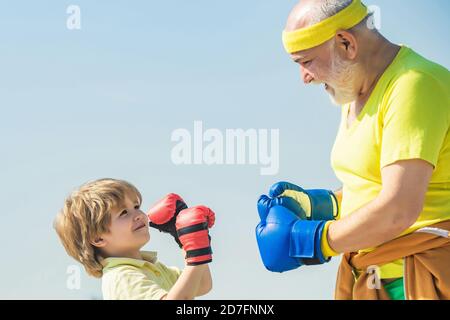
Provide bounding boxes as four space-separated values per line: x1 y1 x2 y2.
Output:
348 219 450 276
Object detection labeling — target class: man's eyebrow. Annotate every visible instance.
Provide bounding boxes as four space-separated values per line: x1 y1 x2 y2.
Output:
293 55 308 63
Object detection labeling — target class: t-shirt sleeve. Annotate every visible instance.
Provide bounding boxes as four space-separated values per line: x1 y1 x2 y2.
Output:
167 265 182 281
157 262 182 284
380 71 450 169
106 267 168 300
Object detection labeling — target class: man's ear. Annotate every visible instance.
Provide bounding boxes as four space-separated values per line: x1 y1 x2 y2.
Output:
334 30 358 60
91 236 107 248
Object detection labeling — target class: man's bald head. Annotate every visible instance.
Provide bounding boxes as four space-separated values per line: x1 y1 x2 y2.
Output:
285 0 356 32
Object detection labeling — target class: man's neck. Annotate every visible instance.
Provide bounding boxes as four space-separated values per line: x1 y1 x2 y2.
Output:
356 38 401 105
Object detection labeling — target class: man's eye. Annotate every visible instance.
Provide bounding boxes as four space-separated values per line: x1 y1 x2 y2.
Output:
302 60 312 66
120 210 128 217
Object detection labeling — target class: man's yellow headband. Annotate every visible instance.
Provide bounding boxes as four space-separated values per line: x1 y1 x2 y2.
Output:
282 0 369 54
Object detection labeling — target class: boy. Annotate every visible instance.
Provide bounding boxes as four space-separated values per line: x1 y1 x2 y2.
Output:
54 178 214 299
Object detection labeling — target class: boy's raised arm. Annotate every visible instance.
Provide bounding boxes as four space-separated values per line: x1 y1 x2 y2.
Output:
196 265 212 297
162 205 215 300
162 264 209 300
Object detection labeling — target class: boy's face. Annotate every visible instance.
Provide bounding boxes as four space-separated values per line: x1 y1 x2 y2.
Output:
97 193 150 257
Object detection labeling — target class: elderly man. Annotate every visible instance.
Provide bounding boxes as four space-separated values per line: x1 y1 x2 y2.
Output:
256 0 450 300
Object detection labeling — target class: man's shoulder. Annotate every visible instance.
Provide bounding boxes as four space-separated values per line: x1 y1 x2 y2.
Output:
391 47 449 90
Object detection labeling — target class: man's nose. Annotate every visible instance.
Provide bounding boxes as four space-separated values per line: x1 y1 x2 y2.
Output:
300 65 314 84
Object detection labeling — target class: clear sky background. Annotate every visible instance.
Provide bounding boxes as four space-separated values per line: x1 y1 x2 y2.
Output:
1 0 449 299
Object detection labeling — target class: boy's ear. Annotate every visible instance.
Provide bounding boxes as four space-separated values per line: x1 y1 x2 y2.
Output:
91 236 107 248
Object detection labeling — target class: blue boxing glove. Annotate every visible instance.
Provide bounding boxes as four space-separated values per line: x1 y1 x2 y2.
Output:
264 181 339 221
256 195 330 273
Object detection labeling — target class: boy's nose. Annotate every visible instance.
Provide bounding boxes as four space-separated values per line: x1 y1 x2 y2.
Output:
133 212 142 221
134 211 147 222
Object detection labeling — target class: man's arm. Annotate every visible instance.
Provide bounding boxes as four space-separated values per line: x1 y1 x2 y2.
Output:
327 159 433 253
333 188 343 210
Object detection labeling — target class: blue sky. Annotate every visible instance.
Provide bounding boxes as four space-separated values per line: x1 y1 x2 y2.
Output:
0 0 448 299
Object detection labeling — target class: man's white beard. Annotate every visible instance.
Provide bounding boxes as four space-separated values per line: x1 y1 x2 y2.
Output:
327 52 358 106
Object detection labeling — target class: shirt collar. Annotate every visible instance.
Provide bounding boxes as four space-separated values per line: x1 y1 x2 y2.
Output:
102 251 158 271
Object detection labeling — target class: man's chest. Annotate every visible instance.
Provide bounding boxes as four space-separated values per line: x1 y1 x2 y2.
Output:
332 106 384 182
346 102 365 129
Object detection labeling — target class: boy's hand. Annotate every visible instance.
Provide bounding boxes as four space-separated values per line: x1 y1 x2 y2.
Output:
147 193 188 247
176 206 215 266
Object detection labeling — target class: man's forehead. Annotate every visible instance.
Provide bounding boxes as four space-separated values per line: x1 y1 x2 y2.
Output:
290 40 332 61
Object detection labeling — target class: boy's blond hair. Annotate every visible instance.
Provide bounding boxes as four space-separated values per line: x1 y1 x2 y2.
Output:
54 178 142 278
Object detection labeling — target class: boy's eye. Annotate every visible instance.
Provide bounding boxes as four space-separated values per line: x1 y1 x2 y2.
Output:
120 210 128 217
134 204 140 210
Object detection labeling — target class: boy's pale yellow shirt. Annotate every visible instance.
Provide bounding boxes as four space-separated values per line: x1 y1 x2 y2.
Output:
101 251 182 300
331 45 450 279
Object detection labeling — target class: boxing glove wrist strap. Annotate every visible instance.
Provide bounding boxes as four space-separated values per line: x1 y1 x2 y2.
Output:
321 221 340 258
185 247 212 259
290 220 330 265
177 222 208 237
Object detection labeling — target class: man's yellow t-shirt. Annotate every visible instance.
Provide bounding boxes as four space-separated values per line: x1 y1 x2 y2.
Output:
330 45 450 279
101 251 182 300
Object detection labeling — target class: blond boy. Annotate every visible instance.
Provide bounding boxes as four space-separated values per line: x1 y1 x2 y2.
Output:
54 178 213 299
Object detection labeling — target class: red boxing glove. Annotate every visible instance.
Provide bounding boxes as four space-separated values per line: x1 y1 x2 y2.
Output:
147 193 188 247
176 206 215 265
